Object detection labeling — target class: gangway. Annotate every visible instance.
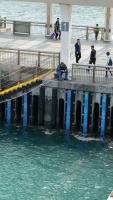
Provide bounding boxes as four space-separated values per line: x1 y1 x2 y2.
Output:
0 66 55 102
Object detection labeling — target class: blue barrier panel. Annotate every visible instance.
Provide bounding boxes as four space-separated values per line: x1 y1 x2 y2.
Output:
66 90 72 130
6 100 11 126
100 94 106 138
83 92 89 135
23 94 28 127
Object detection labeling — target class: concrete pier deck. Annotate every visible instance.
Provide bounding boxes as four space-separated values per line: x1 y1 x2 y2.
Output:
0 33 113 96
0 33 113 66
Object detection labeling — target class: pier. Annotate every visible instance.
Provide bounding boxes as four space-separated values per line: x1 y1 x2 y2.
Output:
0 31 112 137
0 0 112 138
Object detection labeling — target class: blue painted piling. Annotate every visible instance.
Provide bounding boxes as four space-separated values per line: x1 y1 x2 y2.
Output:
6 100 11 126
100 94 106 138
83 92 89 135
23 94 28 127
66 90 72 130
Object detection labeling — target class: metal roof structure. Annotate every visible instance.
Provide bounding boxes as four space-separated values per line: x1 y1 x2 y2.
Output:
17 0 113 7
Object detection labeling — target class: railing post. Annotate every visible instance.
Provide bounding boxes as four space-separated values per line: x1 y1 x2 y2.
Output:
35 66 38 76
17 49 20 65
53 55 55 70
72 64 73 79
86 26 89 40
93 65 96 83
58 53 60 65
101 29 104 40
38 51 40 67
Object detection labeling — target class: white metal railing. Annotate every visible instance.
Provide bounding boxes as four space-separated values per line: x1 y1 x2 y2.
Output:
0 19 104 40
0 48 60 69
72 63 113 83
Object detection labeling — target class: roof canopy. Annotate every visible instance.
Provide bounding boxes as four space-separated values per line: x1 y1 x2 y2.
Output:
28 0 113 7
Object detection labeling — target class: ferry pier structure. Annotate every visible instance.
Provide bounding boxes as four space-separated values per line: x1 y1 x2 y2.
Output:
0 0 113 137
18 0 113 68
0 32 112 138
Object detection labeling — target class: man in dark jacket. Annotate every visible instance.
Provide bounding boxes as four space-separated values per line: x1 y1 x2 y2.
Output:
54 18 61 40
89 45 96 64
87 45 96 72
75 39 81 63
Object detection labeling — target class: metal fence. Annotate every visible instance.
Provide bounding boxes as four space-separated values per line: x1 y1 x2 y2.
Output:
0 48 60 70
72 63 113 83
0 19 104 40
0 48 60 90
72 25 104 40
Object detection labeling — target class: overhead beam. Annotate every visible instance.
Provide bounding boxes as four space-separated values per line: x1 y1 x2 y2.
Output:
16 0 113 8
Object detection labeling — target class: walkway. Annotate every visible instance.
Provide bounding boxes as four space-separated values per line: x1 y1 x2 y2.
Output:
0 33 113 66
0 33 113 100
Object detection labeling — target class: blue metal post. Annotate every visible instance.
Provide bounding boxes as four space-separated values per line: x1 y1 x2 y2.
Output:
100 94 106 138
66 90 72 130
6 100 11 126
23 94 28 127
83 92 89 135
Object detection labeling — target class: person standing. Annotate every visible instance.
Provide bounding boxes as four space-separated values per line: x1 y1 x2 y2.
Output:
75 39 81 63
54 18 61 40
88 45 96 72
94 24 99 40
89 45 96 64
105 52 112 77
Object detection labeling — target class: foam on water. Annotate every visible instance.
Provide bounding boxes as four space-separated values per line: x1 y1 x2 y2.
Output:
73 134 103 142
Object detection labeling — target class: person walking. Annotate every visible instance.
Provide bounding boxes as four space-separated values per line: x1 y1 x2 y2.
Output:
94 24 99 40
75 39 81 63
89 45 96 64
105 52 112 77
54 18 61 40
88 45 96 72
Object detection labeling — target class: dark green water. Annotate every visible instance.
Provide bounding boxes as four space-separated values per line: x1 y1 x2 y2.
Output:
0 127 113 200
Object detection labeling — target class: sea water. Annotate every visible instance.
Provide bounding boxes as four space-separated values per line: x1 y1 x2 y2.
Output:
0 127 113 200
0 0 105 27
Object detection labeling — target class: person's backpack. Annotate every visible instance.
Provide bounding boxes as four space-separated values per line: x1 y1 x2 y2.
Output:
108 58 112 66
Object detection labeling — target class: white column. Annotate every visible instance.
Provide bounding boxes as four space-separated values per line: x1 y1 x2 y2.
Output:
47 3 52 35
104 7 113 41
60 4 72 69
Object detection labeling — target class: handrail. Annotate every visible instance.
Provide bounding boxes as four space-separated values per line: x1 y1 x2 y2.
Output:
0 48 60 71
0 47 60 55
0 19 105 40
72 63 113 83
73 63 113 69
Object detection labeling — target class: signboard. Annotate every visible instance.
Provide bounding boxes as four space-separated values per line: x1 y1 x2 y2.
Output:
61 22 69 32
13 21 30 35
